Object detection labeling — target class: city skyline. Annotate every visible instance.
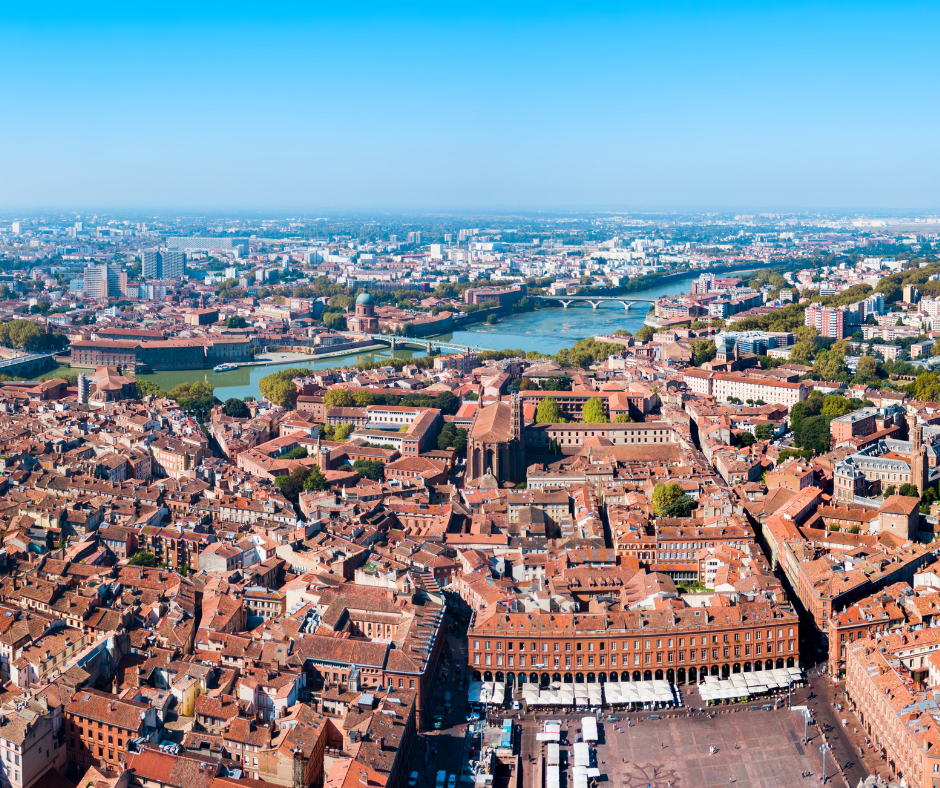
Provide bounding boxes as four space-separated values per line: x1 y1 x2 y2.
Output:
2 1 938 212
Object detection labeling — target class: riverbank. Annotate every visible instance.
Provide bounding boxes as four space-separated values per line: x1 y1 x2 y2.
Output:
23 266 771 400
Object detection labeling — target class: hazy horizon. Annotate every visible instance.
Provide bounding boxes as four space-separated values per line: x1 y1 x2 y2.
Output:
2 1 939 212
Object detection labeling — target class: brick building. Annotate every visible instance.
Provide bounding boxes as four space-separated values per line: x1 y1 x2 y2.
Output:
467 602 800 688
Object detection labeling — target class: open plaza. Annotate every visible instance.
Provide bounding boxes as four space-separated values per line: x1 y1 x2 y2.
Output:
518 709 835 788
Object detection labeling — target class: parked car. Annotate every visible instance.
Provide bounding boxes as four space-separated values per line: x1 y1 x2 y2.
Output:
409 773 419 787
448 775 456 788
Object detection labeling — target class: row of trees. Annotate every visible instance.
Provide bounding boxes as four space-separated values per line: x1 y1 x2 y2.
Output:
534 395 632 425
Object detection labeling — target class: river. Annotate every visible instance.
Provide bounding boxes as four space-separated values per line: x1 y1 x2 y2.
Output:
35 274 703 401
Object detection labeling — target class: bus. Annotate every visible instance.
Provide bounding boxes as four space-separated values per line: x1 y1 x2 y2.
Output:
500 719 513 750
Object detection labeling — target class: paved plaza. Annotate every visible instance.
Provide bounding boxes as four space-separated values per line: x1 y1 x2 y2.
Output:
522 709 835 788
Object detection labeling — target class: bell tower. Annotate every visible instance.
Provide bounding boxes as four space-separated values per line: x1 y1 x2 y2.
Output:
908 412 928 495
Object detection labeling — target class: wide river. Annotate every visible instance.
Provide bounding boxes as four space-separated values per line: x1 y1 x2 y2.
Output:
39 274 701 401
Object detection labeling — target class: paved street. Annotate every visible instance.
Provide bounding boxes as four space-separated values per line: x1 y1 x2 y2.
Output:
803 669 892 784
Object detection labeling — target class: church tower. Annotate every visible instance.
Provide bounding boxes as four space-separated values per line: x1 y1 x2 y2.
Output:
908 411 928 495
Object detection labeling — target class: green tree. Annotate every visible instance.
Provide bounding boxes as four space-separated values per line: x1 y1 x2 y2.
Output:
223 398 251 418
738 432 756 447
913 372 940 402
536 398 565 424
281 446 308 460
635 325 655 343
690 339 717 367
226 316 247 328
323 311 346 330
267 378 298 409
438 423 469 453
663 493 696 518
354 390 374 406
898 483 920 498
754 423 774 441
323 389 356 408
128 551 158 567
302 465 329 492
794 415 831 454
855 355 879 384
352 459 385 481
884 485 897 497
821 395 857 418
613 414 633 423
136 380 163 397
582 397 608 423
788 339 817 366
333 423 354 442
777 448 814 462
275 466 315 502
652 482 684 517
812 351 849 382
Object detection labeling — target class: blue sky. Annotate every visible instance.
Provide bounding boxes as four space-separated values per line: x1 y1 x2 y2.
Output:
1 1 938 212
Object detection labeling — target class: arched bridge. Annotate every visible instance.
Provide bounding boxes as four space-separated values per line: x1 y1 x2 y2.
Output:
532 295 656 310
0 352 60 377
367 334 488 354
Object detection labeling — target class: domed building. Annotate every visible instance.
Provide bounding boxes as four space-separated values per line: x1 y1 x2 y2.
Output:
347 291 379 334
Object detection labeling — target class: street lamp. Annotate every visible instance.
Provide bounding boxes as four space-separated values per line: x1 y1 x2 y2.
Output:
819 743 829 784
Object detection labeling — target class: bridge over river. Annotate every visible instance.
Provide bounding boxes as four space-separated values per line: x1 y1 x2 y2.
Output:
0 352 61 377
531 295 656 310
366 334 488 354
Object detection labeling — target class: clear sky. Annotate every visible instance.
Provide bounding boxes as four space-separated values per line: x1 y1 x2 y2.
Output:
1 1 938 213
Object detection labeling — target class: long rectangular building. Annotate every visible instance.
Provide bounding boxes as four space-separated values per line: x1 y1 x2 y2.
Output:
70 337 251 370
683 370 808 407
467 602 799 688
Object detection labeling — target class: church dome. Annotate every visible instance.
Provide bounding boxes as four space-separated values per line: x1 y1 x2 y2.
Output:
355 292 374 306
479 469 499 490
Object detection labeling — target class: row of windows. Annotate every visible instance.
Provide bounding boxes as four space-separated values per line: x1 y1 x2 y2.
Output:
473 642 797 667
474 628 795 651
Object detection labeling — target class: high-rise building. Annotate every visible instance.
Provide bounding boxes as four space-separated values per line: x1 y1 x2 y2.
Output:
77 374 91 404
142 249 160 279
804 305 848 338
161 249 185 279
142 249 186 280
83 263 125 299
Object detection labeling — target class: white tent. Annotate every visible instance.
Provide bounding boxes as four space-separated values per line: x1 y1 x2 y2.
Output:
587 686 603 706
546 743 560 766
573 743 591 767
581 716 598 743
